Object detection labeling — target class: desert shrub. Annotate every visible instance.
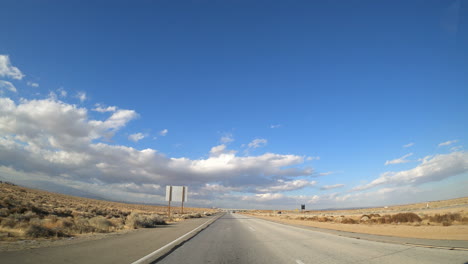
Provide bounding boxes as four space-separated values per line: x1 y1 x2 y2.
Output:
191 213 202 218
26 225 55 238
0 208 10 217
31 206 50 216
53 209 73 217
318 217 330 222
126 212 165 228
360 215 371 222
29 217 42 226
369 214 381 218
45 215 58 223
442 221 451 226
391 213 421 223
341 217 357 224
429 213 461 223
73 217 95 234
1 217 16 228
89 216 113 232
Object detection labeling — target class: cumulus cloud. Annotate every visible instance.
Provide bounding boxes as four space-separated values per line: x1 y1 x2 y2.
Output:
0 55 24 80
256 179 316 193
248 138 267 149
320 184 345 190
159 129 168 136
439 140 458 147
0 96 314 205
353 151 468 192
0 80 17 93
385 153 413 165
128 133 146 142
27 81 39 87
403 142 414 148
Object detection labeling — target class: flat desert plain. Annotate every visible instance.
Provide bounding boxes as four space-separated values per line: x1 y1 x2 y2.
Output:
242 197 468 240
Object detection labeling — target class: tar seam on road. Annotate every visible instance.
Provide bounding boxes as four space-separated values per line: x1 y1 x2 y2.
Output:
130 213 223 264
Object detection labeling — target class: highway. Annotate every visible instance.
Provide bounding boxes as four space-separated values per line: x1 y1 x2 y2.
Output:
158 212 468 264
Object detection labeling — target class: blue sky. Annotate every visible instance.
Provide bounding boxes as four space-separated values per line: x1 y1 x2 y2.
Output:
0 0 467 209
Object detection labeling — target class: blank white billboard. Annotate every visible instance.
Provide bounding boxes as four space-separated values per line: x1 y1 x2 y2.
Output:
165 186 188 202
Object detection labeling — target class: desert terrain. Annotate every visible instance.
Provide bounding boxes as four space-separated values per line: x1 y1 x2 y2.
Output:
0 181 216 244
241 197 468 240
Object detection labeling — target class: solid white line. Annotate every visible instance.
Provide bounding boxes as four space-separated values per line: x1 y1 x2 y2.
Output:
248 226 256 232
131 215 219 264
296 260 305 264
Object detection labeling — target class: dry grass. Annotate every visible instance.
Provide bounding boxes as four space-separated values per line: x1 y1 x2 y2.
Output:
0 182 217 240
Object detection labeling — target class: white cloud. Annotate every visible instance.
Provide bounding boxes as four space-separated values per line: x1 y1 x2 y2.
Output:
317 171 333 176
0 80 17 93
307 156 320 161
0 55 25 80
248 138 267 149
0 96 313 205
256 179 316 193
451 146 463 152
270 124 281 129
93 105 117 113
403 142 414 148
385 153 413 165
320 184 345 190
58 87 67 97
76 91 87 102
159 129 168 136
438 140 458 147
27 81 39 87
353 151 468 192
220 133 234 144
128 133 146 142
209 144 236 157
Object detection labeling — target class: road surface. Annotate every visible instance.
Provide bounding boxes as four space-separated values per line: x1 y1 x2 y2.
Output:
158 212 468 264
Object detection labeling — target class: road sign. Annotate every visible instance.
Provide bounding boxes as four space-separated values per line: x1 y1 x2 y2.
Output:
165 186 188 217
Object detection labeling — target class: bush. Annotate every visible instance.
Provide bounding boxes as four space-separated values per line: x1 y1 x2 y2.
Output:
1 217 16 228
341 218 357 224
73 217 95 234
391 213 421 223
429 213 461 223
26 225 55 238
89 216 113 233
126 213 166 229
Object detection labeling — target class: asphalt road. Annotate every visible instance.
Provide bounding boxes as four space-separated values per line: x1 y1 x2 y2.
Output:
157 212 468 264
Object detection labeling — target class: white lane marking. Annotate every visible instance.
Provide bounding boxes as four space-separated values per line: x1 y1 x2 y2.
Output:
248 226 256 232
296 260 305 264
131 215 220 264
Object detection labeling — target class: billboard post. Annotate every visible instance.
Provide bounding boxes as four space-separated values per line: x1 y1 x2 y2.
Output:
166 186 188 217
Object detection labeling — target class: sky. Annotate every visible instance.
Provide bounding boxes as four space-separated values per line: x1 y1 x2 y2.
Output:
0 0 467 209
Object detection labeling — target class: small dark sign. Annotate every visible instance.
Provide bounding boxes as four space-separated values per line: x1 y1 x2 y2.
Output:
301 204 305 210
